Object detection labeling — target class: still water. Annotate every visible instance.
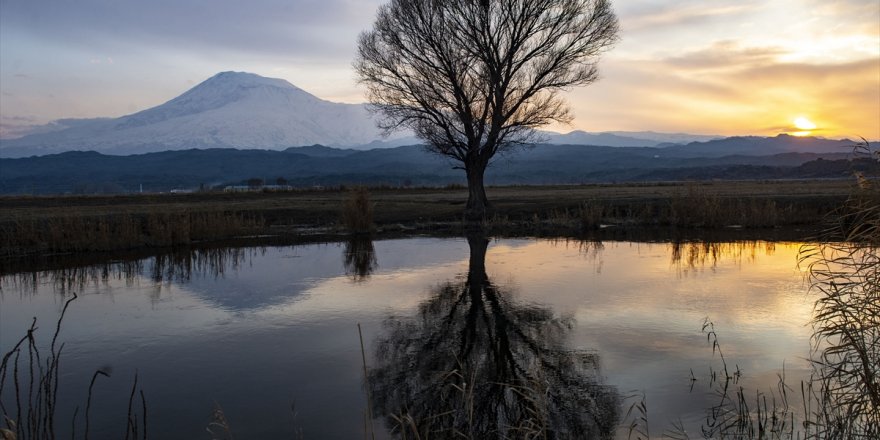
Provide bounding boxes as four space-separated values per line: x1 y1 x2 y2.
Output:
0 237 815 439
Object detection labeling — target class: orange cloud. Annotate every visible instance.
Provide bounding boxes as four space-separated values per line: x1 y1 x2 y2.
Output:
565 43 879 139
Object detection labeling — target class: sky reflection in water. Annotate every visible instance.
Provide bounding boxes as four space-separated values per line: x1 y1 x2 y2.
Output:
0 237 813 439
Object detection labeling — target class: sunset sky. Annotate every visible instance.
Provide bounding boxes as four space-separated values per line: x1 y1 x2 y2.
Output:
1 0 878 140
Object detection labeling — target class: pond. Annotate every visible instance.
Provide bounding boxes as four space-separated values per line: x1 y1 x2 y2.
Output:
1 236 817 439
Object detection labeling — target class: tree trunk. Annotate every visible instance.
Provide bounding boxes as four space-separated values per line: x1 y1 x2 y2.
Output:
465 163 489 222
466 234 489 284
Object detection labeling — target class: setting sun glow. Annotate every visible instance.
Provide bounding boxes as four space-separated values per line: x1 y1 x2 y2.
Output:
793 117 817 131
791 116 818 137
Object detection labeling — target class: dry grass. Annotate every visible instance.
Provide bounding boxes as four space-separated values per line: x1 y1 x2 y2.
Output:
621 142 879 440
0 180 852 257
798 142 879 438
340 187 375 234
1 210 263 257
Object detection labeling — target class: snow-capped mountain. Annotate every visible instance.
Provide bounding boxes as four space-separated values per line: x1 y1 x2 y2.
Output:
0 71 410 157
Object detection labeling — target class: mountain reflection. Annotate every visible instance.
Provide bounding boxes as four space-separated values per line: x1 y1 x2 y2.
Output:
368 235 620 439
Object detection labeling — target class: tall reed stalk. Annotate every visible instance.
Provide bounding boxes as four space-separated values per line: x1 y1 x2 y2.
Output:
625 140 879 439
0 294 76 439
0 294 148 439
799 139 879 438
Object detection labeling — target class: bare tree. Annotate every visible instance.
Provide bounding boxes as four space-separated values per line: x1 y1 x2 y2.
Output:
356 0 619 220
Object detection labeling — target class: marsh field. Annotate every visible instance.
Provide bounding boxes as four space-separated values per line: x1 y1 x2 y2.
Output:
1 179 877 439
0 180 853 257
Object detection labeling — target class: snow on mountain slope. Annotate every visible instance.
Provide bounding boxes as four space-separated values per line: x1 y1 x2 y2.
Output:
0 72 402 157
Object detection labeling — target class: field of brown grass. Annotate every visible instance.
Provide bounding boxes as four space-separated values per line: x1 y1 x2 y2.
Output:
0 180 854 257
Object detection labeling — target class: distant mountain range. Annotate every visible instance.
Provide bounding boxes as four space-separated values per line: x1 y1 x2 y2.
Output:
2 138 873 195
1 70 873 194
541 130 722 147
0 70 817 158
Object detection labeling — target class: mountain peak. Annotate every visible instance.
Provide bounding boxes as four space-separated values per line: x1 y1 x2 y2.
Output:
0 71 398 157
172 71 314 105
203 71 301 91
115 72 320 128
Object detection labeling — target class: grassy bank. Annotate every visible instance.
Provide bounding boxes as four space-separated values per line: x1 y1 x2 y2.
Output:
0 180 853 257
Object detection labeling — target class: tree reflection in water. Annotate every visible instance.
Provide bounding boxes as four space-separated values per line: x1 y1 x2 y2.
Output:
1 246 255 295
368 235 619 439
343 235 378 282
669 240 776 274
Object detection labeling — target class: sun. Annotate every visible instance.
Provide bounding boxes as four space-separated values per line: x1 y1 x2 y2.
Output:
793 116 817 131
790 116 818 137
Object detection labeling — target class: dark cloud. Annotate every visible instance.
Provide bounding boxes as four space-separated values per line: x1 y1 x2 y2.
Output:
0 0 383 59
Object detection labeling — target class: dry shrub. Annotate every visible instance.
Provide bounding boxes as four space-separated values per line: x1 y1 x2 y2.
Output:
340 187 374 234
579 201 605 230
667 184 723 227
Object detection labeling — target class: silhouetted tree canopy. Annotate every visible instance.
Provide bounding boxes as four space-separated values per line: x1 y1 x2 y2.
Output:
368 235 619 438
356 0 619 219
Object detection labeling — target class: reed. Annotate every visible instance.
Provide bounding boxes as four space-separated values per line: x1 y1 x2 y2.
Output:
1 210 264 257
798 139 879 438
0 294 147 440
476 190 825 234
661 184 788 228
579 200 606 230
206 402 234 440
629 141 880 440
340 187 375 234
620 320 800 440
0 181 848 257
0 294 75 440
376 361 565 440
